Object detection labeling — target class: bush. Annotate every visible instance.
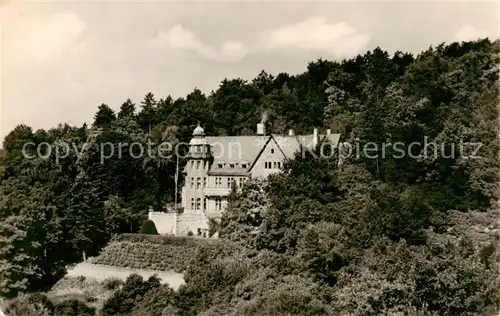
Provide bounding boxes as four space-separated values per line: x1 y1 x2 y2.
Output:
92 241 199 272
102 274 164 316
234 276 332 316
102 277 123 291
130 284 175 316
173 243 254 314
53 299 96 316
111 233 220 246
208 218 220 238
139 220 159 235
187 230 193 236
4 293 54 316
49 276 119 309
84 290 97 303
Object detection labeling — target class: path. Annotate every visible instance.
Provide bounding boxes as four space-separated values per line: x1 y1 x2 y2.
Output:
66 262 185 290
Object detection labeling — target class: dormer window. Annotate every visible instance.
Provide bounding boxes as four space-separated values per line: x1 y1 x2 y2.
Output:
218 163 223 168
241 163 247 168
229 163 235 168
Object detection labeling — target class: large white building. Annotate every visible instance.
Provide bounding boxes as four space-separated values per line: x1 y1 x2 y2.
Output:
149 122 340 236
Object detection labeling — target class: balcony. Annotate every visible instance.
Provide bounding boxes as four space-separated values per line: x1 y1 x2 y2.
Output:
203 187 231 196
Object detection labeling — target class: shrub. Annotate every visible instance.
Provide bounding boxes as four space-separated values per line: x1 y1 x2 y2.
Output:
4 293 54 316
208 218 220 237
174 243 253 314
102 274 164 316
130 284 175 316
139 220 159 235
103 277 123 291
187 230 194 237
92 241 198 272
53 299 96 316
111 233 220 246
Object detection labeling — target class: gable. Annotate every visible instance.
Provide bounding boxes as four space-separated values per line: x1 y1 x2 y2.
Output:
249 136 287 177
206 136 270 174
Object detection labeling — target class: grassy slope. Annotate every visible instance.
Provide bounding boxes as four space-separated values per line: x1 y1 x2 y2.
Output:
89 234 221 272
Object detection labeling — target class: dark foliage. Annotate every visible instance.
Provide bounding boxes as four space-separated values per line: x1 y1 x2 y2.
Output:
139 219 159 235
0 39 498 315
53 300 96 316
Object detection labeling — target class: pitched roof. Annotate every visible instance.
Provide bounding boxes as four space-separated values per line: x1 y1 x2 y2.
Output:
181 132 341 175
272 135 302 160
205 136 270 174
272 133 341 160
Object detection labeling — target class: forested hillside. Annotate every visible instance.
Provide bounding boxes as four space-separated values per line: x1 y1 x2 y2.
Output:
1 39 499 315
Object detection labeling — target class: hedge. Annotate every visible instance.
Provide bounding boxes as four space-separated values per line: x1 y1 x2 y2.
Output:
110 234 221 247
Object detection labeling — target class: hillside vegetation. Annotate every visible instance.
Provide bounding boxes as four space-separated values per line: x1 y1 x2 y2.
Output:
0 39 499 315
90 234 220 272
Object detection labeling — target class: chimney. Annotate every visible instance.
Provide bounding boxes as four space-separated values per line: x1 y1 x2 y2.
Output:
313 128 318 146
327 129 331 135
288 129 294 136
257 123 265 135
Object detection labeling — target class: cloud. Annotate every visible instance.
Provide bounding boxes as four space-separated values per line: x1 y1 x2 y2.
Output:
1 5 89 144
154 25 248 63
259 17 369 58
453 24 493 41
2 9 87 69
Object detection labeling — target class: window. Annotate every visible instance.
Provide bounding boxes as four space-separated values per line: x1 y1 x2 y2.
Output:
196 198 201 210
203 177 207 188
238 177 245 187
264 162 268 169
273 162 277 168
229 163 235 168
242 163 247 168
227 177 235 188
204 198 207 210
190 177 194 188
218 163 223 168
271 148 275 154
215 177 222 188
191 161 194 169
196 161 201 170
196 177 201 189
278 162 282 169
215 197 222 211
190 198 195 210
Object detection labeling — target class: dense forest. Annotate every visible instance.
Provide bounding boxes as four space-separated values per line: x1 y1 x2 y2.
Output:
0 38 499 315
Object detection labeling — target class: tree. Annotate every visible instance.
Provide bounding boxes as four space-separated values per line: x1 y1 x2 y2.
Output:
139 219 159 235
118 98 136 119
137 92 158 130
220 178 267 247
93 104 116 128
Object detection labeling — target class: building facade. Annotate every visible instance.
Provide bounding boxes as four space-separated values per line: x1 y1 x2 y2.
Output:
149 122 340 236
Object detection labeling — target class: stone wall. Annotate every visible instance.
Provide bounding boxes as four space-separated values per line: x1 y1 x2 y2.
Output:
148 212 177 235
177 213 209 236
148 211 210 236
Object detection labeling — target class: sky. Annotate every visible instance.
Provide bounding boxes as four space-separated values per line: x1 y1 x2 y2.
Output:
1 0 498 146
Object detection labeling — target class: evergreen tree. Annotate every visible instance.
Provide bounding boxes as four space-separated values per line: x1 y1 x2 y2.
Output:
118 98 136 119
93 104 116 128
